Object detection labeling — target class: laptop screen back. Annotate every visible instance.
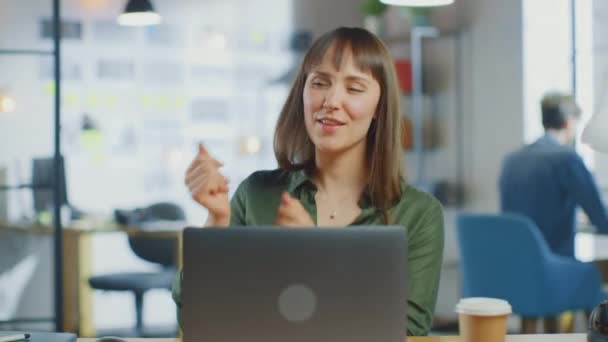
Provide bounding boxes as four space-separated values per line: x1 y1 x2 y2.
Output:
182 226 407 342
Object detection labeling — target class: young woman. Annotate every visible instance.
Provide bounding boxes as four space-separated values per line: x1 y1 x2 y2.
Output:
177 27 444 336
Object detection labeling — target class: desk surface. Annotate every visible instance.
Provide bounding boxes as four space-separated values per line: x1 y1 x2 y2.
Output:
0 218 183 336
0 218 183 237
576 231 608 261
76 335 587 341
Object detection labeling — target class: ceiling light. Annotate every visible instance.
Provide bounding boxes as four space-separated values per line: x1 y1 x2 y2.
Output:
380 0 454 7
117 0 161 27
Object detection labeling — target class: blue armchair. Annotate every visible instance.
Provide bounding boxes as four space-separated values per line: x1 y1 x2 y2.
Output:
456 213 605 332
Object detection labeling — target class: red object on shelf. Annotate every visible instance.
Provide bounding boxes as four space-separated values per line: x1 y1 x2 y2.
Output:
394 59 412 93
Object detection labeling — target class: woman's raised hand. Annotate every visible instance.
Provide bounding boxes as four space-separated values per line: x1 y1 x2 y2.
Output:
185 144 230 226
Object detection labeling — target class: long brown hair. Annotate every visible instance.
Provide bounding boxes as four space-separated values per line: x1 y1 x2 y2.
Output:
274 27 404 221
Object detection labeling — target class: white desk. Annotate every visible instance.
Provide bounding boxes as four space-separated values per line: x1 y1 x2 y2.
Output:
0 219 182 337
576 231 608 262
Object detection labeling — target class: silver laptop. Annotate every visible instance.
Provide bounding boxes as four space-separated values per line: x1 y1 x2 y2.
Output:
182 226 407 342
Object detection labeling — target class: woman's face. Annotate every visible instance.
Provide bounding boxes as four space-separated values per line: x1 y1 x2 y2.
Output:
303 46 381 156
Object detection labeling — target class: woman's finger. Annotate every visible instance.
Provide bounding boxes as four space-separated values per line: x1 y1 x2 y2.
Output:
218 181 229 194
190 182 208 202
187 172 211 194
186 160 221 186
186 154 222 180
185 157 210 183
195 154 223 167
198 143 209 157
281 192 292 205
185 162 204 185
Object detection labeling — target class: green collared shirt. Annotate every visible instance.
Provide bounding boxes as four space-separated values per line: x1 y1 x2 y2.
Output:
173 169 444 336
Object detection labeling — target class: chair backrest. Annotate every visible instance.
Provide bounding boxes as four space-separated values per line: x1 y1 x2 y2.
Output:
456 213 553 314
127 202 185 267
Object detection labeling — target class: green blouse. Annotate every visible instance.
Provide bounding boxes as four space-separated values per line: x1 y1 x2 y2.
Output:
173 168 444 336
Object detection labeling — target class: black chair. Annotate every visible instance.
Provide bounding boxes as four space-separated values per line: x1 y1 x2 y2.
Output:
89 202 185 336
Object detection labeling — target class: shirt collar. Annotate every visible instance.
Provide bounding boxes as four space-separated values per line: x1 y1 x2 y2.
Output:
286 169 315 194
286 169 376 210
539 132 562 146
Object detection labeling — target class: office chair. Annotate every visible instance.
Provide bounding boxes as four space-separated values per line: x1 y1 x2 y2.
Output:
89 202 185 336
457 213 606 333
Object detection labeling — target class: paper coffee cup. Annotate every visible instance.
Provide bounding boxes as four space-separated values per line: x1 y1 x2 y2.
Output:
456 297 512 342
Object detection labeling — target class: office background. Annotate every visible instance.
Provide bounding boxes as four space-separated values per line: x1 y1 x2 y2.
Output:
0 0 607 336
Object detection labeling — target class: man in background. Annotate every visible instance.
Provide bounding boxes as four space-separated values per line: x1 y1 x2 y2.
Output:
499 92 608 258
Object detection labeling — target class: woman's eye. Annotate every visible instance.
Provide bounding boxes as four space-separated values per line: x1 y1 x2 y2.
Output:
348 88 364 93
312 81 327 87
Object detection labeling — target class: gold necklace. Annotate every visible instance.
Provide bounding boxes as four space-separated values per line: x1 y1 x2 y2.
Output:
316 189 352 221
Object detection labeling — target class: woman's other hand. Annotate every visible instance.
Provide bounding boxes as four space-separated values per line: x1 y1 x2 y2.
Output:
274 192 315 227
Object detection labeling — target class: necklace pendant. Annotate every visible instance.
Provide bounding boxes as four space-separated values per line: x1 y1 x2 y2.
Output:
329 210 336 219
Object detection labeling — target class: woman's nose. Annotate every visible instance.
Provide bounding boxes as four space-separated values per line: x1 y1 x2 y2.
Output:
322 87 340 111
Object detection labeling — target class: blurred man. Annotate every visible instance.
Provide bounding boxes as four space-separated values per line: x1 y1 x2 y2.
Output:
499 92 608 258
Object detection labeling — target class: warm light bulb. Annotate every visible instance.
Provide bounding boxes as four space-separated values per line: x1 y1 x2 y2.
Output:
241 136 262 154
0 96 16 112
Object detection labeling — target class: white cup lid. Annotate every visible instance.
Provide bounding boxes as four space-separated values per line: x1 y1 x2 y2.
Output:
455 297 512 316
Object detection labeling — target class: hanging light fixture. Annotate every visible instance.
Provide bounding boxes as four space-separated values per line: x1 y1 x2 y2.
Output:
117 0 161 27
582 112 608 153
380 0 454 7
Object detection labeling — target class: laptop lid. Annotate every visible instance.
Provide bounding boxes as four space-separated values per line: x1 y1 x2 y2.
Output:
182 226 407 342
